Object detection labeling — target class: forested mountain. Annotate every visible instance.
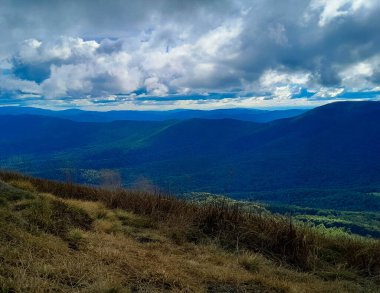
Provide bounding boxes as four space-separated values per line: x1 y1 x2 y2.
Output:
1 101 380 211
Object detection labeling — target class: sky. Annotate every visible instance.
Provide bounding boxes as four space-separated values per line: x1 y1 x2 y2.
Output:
0 0 380 110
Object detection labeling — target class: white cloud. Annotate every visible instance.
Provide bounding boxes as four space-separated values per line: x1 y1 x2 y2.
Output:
339 55 380 89
259 70 310 88
16 18 240 99
0 75 40 94
196 20 242 58
272 86 295 100
41 64 93 98
315 87 344 98
144 77 169 96
308 0 376 27
17 37 99 63
35 45 143 98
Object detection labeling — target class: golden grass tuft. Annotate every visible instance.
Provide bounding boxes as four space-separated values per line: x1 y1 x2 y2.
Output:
7 179 37 193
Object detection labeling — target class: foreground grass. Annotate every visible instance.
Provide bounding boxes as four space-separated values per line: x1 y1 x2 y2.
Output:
0 171 379 292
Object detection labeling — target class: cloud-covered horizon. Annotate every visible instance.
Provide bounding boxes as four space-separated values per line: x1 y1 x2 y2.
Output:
1 0 380 110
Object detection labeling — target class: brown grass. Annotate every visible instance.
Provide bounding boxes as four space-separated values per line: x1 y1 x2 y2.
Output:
0 186 376 292
0 170 379 283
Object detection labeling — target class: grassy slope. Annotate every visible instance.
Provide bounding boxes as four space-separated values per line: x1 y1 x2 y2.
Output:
0 173 379 292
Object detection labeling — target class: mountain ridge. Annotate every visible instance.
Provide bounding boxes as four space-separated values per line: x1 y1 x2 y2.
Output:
0 106 308 122
1 101 380 211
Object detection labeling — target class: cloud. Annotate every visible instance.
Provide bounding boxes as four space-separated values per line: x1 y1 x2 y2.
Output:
0 0 380 109
307 0 376 27
144 77 169 96
41 50 142 98
0 75 39 94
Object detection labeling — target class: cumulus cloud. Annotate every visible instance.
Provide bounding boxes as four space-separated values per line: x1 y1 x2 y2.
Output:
0 0 380 109
41 50 142 98
0 75 40 94
144 77 169 96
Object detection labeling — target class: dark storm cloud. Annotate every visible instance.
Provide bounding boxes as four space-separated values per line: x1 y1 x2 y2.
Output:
0 0 235 43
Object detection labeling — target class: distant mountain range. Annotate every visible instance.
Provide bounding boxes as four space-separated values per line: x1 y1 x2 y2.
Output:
1 101 380 211
0 106 307 122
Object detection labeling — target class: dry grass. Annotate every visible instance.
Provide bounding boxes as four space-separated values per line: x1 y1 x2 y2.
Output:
0 171 379 292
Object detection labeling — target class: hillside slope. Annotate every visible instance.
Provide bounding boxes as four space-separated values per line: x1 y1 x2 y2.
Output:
0 173 379 292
